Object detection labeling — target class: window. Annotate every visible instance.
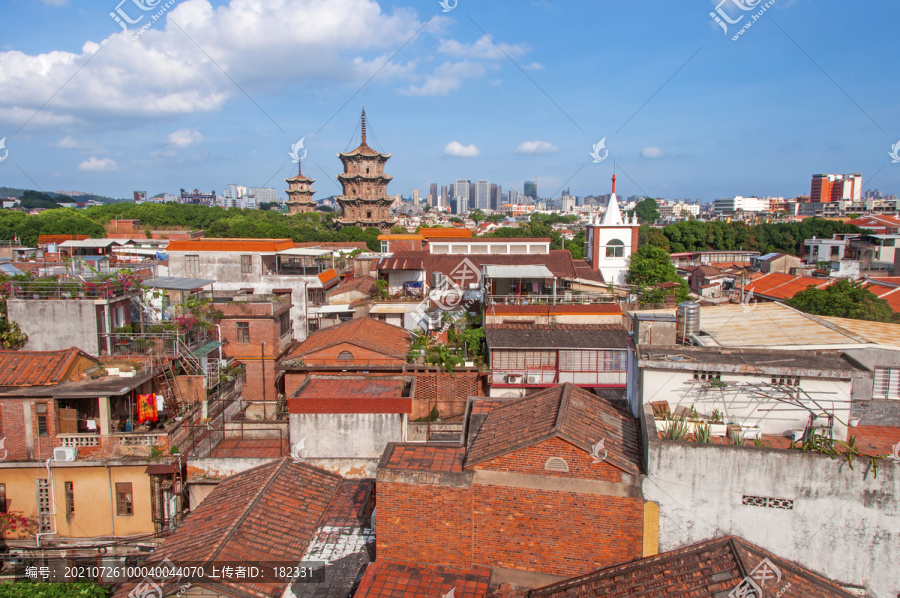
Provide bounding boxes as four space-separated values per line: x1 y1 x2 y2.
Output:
36 403 48 436
236 322 250 343
36 479 51 532
278 313 291 337
366 211 373 219
185 255 200 275
873 367 900 399
338 351 354 361
544 457 569 472
0 483 6 513
606 239 624 258
380 241 389 252
65 482 74 516
116 483 133 516
241 255 252 273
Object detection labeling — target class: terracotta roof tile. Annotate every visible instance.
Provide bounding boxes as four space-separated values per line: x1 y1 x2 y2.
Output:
419 228 474 238
0 348 95 387
744 272 832 300
294 378 406 399
355 561 490 598
484 324 630 349
166 238 295 252
287 318 412 361
466 383 641 475
327 276 376 298
528 536 857 598
317 268 339 287
383 444 466 473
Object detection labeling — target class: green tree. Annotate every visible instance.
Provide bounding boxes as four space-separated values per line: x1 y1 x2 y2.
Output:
0 581 109 598
627 244 687 292
390 225 408 234
486 213 506 224
786 280 894 322
634 198 661 223
469 209 486 225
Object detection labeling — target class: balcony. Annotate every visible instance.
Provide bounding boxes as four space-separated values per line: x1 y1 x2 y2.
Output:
2 279 137 301
98 327 213 357
56 432 170 458
487 292 617 305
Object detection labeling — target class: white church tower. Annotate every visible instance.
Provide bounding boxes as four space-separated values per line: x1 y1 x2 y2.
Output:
585 174 640 285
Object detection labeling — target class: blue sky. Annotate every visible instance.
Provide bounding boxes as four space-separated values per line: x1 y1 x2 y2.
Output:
0 0 898 202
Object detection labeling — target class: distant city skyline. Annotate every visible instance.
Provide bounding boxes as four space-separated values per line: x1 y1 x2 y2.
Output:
0 0 897 202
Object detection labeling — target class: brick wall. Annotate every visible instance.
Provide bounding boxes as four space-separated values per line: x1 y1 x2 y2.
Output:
0 398 59 461
220 310 290 402
471 437 626 483
238 359 280 403
302 343 406 367
377 480 473 570
411 371 483 420
472 485 643 577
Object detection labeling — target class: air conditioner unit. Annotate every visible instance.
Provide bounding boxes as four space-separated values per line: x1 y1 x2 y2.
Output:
526 376 539 384
505 374 521 384
53 447 77 462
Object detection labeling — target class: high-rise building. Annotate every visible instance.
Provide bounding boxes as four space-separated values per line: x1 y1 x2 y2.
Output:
413 189 420 206
455 179 470 214
507 189 520 205
285 161 316 214
440 185 448 208
475 180 490 211
250 187 277 204
810 173 862 203
429 183 438 206
491 184 501 211
335 108 396 231
524 180 537 202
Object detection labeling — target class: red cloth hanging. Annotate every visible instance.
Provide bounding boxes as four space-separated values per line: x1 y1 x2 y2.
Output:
137 393 158 423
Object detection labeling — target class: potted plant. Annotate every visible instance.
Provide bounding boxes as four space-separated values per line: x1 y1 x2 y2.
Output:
740 424 762 440
709 409 728 437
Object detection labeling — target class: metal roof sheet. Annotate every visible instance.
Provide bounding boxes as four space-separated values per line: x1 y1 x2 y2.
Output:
483 264 554 278
143 276 215 291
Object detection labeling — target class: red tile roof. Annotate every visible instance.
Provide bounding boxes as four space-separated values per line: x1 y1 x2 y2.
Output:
294 241 368 250
572 259 604 283
419 228 473 238
210 438 287 459
466 383 641 475
0 348 95 387
745 272 832 300
845 215 900 233
138 458 342 598
383 444 466 473
863 282 900 313
528 536 856 598
470 399 508 416
166 238 295 252
287 317 412 361
355 561 491 598
327 276 376 298
317 268 339 287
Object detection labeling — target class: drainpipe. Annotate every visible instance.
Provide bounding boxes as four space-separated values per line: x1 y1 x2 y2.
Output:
215 324 223 361
107 465 116 537
35 458 57 547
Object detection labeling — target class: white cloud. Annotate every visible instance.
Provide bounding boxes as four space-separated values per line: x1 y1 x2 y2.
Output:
0 0 425 127
400 60 486 96
514 140 558 154
641 146 665 159
41 0 68 5
444 141 480 157
55 136 80 148
438 35 529 60
78 157 116 171
168 128 203 148
524 62 544 71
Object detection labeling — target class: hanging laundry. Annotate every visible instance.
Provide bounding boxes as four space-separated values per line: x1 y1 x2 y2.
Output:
137 394 158 423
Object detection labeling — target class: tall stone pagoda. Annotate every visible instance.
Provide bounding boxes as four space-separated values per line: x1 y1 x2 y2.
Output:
335 107 396 231
285 161 316 215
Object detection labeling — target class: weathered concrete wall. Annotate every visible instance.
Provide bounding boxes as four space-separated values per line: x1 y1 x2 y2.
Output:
643 435 900 597
186 457 276 480
10 299 101 353
303 457 377 479
289 413 404 459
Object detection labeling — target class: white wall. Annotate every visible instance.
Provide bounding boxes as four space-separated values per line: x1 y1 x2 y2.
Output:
289 413 406 459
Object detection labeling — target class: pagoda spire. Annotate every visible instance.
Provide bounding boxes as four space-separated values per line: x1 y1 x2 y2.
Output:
361 106 367 146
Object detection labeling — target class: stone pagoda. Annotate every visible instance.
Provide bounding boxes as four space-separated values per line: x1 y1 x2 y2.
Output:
335 107 396 231
285 160 316 215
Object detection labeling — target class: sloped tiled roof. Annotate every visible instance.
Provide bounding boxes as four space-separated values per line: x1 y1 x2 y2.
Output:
317 268 339 288
166 238 295 252
419 228 473 238
484 324 630 349
287 317 412 360
572 259 604 283
327 276 376 298
144 459 343 598
745 272 832 300
355 561 490 598
0 348 95 387
466 383 641 475
527 536 856 598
